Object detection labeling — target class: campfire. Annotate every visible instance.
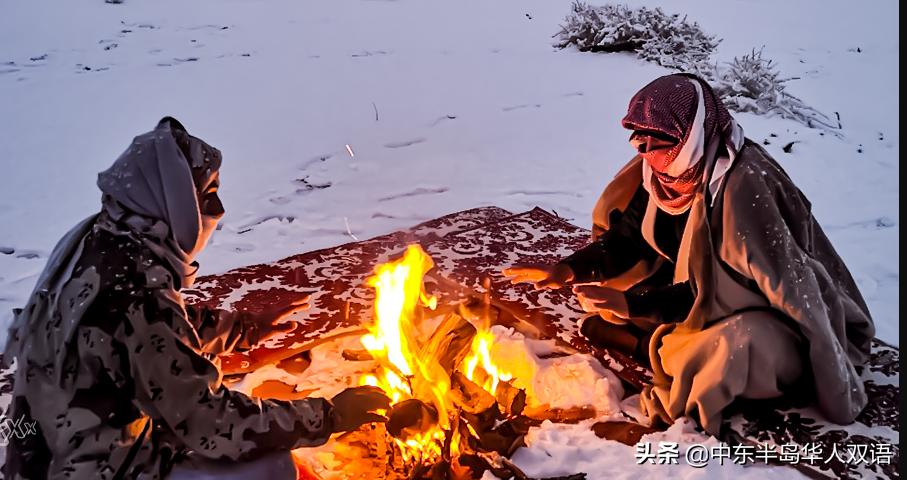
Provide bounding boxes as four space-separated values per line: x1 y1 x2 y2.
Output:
351 244 533 479
279 244 614 479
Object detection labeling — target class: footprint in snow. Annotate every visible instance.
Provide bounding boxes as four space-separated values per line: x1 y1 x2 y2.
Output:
502 104 541 112
505 189 582 198
183 24 230 31
429 115 457 127
352 50 390 58
384 138 426 149
300 154 333 170
236 215 297 234
294 176 332 193
230 243 256 253
826 216 897 231
378 187 448 202
158 58 199 67
3 248 43 259
75 65 110 73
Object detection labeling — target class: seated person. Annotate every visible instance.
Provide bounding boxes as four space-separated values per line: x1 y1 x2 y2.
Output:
504 74 875 435
2 117 389 479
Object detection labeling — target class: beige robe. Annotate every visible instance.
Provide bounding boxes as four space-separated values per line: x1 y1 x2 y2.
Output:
590 141 875 434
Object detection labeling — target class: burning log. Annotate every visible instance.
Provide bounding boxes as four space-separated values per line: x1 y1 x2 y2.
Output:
450 371 497 414
523 405 598 424
492 380 527 417
459 414 531 458
345 246 594 479
387 399 440 439
420 314 477 375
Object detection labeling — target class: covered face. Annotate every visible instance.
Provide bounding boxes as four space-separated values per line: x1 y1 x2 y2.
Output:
170 118 225 256
622 74 740 214
97 117 224 281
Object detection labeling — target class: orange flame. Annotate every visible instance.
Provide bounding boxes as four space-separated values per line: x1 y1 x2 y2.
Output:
358 244 512 463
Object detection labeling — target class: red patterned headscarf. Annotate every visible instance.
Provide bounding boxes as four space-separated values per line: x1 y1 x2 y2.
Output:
622 74 742 214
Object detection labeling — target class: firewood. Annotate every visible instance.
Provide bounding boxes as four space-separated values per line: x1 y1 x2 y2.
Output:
522 405 598 424
387 398 439 439
450 454 489 480
472 418 529 457
419 314 477 375
590 420 659 446
493 381 527 417
450 372 497 414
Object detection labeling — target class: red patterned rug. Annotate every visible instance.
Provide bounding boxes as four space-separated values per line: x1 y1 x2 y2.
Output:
183 206 898 479
0 207 896 479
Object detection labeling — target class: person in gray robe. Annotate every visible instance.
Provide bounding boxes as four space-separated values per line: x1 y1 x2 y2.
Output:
2 117 389 479
504 74 875 435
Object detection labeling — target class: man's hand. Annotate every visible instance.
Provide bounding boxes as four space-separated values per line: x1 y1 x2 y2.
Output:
573 285 630 319
241 295 311 343
502 263 575 289
330 386 391 433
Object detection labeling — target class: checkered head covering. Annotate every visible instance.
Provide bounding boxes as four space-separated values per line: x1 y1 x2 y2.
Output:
622 74 742 214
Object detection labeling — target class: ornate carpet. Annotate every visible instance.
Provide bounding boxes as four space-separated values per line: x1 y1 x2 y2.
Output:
1 207 899 479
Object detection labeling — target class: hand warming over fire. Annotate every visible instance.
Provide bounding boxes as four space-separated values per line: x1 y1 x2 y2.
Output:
572 285 630 319
502 263 575 289
330 385 392 432
238 295 311 344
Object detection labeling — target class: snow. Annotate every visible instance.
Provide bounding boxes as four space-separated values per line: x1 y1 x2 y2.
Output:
230 333 367 400
508 417 805 480
0 0 896 477
489 326 624 414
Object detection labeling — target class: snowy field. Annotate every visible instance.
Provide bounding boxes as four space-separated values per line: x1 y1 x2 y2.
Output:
0 0 898 477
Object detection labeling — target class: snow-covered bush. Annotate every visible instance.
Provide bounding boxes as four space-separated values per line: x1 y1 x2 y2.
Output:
554 1 719 74
710 49 840 130
555 2 839 132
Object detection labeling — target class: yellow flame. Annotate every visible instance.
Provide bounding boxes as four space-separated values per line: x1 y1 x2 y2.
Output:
463 330 512 395
357 244 513 463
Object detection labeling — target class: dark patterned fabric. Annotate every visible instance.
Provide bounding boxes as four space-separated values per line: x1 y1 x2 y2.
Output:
723 339 899 479
1 225 333 480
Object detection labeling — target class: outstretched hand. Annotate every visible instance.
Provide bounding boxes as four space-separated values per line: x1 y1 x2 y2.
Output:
572 285 630 319
242 295 311 343
330 386 391 432
502 263 575 290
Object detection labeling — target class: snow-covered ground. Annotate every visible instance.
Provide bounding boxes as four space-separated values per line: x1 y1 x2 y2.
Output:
0 0 898 477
